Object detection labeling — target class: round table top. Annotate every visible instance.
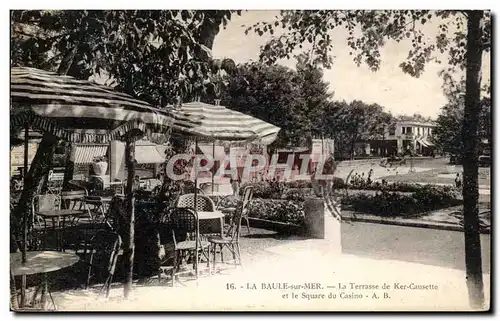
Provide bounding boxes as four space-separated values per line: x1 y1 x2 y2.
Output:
37 209 87 218
197 211 225 220
220 207 237 213
204 192 231 197
11 251 80 276
61 194 85 200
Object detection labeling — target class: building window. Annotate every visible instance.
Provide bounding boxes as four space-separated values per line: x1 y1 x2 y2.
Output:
402 127 406 134
417 127 420 135
406 127 412 134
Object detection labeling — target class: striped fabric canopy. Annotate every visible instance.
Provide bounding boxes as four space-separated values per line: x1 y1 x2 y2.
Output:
167 102 281 145
10 67 202 143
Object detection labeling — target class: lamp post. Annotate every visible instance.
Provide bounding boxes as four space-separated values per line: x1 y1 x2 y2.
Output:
381 125 386 157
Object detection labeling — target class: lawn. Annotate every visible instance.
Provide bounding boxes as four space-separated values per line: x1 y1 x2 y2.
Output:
381 167 490 187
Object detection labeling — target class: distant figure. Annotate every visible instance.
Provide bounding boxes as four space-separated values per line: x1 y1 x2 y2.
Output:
133 175 141 191
150 174 162 190
311 154 337 197
455 173 462 189
230 177 240 197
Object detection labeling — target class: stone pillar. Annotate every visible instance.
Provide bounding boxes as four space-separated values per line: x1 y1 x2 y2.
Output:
304 197 342 256
365 143 371 156
397 138 403 155
110 140 126 181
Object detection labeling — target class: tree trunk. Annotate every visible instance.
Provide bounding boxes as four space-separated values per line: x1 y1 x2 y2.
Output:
12 132 59 246
462 10 485 309
123 139 136 299
57 46 78 75
58 47 79 190
61 142 75 194
10 270 19 310
350 135 356 160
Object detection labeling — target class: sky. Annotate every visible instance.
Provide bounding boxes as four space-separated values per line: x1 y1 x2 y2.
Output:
212 10 491 119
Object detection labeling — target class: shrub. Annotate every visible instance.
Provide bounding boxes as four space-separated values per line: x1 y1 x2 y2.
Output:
282 188 310 202
412 185 461 208
342 186 462 217
331 177 346 189
241 180 284 199
247 198 305 226
342 191 418 217
286 180 312 189
378 181 424 193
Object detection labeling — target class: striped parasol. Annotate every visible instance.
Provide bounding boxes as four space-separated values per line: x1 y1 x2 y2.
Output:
167 101 280 196
167 101 281 145
10 67 201 143
9 66 204 300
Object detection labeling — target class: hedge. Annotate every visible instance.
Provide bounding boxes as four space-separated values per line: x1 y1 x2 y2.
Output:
341 185 462 217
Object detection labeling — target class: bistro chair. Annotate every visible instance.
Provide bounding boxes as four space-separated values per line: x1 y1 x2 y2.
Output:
209 199 245 273
31 194 62 249
32 194 61 228
240 186 254 233
83 230 122 298
176 193 215 212
83 196 111 228
68 180 90 197
10 270 56 312
169 207 211 285
200 182 220 194
108 181 124 195
177 193 221 238
60 190 88 211
157 208 174 284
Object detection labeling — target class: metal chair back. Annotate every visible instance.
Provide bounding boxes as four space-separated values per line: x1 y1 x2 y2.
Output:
83 195 106 223
242 186 254 209
176 193 215 212
200 182 219 194
85 230 122 297
170 208 199 247
109 181 124 195
227 200 245 242
32 194 61 227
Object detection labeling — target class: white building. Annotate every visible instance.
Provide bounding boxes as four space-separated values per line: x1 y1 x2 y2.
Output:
354 117 436 157
390 119 436 155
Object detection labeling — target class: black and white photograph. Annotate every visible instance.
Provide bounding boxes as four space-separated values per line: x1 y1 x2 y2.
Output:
7 4 492 312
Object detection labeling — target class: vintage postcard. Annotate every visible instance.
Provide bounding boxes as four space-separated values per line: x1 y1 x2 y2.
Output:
9 8 491 312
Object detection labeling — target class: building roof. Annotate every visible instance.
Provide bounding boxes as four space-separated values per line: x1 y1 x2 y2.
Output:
395 115 436 126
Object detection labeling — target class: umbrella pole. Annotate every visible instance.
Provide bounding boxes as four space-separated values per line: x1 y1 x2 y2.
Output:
123 138 136 299
22 125 28 263
194 138 198 209
212 141 215 194
21 124 28 307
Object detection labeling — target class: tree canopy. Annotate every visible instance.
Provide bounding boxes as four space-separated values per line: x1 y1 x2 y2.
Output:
246 9 490 308
11 10 241 105
246 10 490 76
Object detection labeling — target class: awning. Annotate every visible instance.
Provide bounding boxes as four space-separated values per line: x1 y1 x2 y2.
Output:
135 145 166 164
197 144 226 161
74 145 108 164
417 139 429 147
424 139 435 146
276 147 309 153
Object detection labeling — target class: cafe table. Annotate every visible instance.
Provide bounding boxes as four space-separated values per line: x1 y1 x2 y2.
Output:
36 209 87 251
60 190 87 210
11 251 80 310
197 211 225 239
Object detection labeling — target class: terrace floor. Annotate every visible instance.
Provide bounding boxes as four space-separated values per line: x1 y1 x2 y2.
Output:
50 225 490 312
